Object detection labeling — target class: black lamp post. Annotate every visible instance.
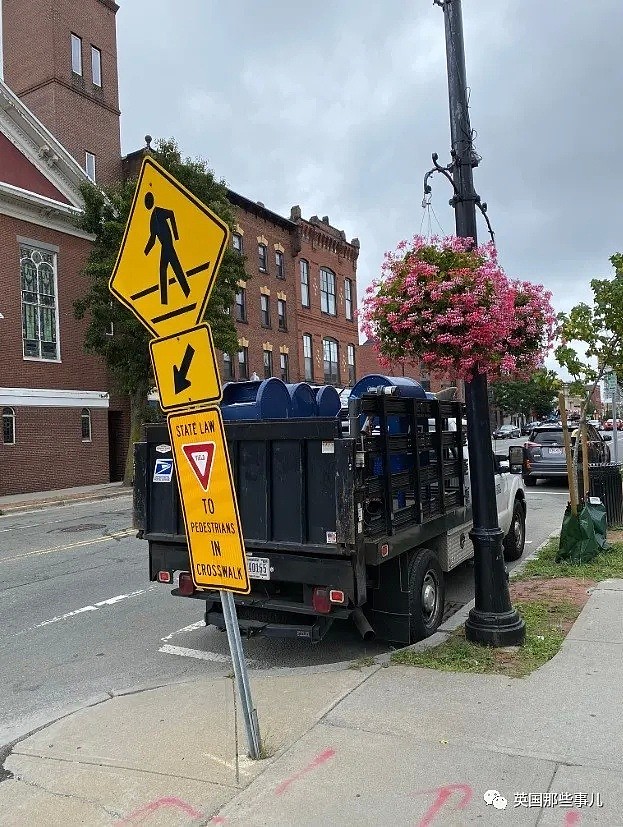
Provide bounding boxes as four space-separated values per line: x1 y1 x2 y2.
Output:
437 0 525 645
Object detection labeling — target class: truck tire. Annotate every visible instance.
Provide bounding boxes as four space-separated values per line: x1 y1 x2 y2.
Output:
408 549 445 642
503 500 526 562
523 476 537 487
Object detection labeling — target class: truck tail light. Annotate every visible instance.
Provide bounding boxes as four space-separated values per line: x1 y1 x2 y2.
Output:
157 571 172 583
329 589 345 604
178 572 195 596
312 587 331 614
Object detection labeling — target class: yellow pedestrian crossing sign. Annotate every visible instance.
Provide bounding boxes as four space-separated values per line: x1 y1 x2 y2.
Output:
109 157 230 339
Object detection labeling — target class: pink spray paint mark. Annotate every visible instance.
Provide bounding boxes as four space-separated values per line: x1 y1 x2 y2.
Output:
413 784 473 827
115 795 204 825
564 813 581 825
273 747 336 797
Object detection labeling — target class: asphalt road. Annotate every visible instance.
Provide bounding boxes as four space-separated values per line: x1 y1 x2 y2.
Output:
0 471 572 750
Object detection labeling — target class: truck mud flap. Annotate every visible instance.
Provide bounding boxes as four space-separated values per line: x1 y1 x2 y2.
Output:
206 609 334 643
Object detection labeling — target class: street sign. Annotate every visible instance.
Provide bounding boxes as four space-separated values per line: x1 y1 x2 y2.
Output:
150 324 221 412
168 407 249 594
109 157 230 339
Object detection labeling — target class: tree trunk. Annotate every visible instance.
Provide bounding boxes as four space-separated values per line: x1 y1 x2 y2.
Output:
123 389 150 487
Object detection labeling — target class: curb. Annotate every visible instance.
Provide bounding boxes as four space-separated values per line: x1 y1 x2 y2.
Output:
0 488 132 516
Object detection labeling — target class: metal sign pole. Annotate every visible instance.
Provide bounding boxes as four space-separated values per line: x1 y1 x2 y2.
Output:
613 375 619 466
220 589 261 760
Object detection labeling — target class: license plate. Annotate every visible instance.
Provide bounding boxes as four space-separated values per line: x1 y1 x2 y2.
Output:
548 447 563 455
247 556 270 580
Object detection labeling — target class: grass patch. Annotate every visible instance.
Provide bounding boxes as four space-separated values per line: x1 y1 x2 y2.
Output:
393 598 582 678
349 656 376 670
514 538 623 581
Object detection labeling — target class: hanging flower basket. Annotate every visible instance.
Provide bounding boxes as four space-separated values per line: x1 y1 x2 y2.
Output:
361 235 556 382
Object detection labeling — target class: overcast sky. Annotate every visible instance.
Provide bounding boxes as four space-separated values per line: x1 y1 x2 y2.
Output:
117 1 623 366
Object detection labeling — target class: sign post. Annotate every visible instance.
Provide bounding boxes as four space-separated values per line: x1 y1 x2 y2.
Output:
109 156 261 759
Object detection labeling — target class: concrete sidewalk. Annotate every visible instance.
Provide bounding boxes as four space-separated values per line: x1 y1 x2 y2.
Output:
0 482 132 514
2 581 622 826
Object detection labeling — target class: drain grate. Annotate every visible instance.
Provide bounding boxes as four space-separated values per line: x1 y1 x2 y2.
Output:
442 601 466 623
58 523 106 533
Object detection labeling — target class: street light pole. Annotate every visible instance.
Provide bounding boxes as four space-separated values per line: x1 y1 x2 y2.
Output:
440 0 525 645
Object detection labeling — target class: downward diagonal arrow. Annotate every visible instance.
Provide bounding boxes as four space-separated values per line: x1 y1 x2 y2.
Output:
173 344 195 394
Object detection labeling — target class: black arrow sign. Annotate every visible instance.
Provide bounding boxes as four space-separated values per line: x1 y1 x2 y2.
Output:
173 344 195 394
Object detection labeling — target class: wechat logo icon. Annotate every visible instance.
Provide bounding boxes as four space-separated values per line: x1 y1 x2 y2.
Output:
484 790 508 810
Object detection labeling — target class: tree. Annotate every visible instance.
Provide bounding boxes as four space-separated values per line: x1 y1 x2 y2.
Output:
556 253 623 502
74 139 245 485
492 369 560 420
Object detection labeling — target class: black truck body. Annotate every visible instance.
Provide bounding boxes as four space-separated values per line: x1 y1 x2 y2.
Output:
135 393 471 644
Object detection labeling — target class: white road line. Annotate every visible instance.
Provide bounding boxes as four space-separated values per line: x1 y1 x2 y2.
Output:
161 620 206 642
158 644 231 663
33 588 153 629
0 529 134 564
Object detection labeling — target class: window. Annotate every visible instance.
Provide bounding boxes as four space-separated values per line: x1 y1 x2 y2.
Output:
277 298 287 331
275 250 285 279
2 408 15 445
260 294 271 327
263 349 273 378
238 347 249 380
85 151 96 181
234 287 246 322
300 260 310 307
345 278 354 321
232 233 243 253
258 244 268 272
303 334 313 382
320 268 336 315
280 353 290 382
91 45 102 86
81 408 92 442
223 353 235 380
347 344 356 385
71 33 82 75
21 243 59 360
323 338 339 384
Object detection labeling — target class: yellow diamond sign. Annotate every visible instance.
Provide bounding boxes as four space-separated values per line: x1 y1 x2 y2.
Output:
109 157 230 338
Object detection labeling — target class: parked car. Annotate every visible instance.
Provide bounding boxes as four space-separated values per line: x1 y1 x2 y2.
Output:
523 423 611 486
588 419 602 430
603 419 623 431
521 421 540 435
493 424 521 439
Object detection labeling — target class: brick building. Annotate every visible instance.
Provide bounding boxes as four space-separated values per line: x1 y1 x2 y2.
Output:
0 0 128 495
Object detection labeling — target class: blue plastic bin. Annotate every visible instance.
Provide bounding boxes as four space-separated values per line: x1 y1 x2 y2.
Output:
220 378 292 420
312 385 341 417
286 383 317 417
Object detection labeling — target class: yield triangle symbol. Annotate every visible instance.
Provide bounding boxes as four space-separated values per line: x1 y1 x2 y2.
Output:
182 442 215 490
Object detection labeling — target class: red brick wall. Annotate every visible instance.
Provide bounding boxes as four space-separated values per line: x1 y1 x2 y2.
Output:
0 214 109 391
2 0 122 183
294 218 359 387
220 205 301 382
0 134 71 203
0 406 109 495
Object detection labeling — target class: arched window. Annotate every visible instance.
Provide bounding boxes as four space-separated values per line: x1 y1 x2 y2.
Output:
2 407 15 445
81 408 92 442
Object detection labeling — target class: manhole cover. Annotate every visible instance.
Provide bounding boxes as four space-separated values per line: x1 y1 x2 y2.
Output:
58 523 106 533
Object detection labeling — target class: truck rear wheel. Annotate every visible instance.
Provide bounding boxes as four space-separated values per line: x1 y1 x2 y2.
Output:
503 500 526 562
408 549 445 642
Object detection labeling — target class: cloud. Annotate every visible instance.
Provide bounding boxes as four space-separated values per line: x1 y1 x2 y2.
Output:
116 0 623 366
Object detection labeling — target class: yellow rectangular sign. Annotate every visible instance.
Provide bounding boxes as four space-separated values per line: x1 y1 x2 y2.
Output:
150 324 221 412
168 407 249 594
